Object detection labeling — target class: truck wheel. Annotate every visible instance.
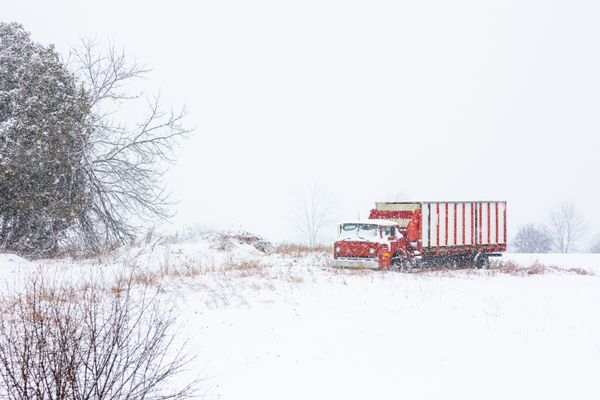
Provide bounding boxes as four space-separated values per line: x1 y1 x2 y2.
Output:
392 254 416 272
474 254 489 269
390 254 402 271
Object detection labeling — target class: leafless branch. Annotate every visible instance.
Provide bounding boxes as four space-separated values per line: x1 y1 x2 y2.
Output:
0 273 199 399
546 201 587 253
69 40 193 251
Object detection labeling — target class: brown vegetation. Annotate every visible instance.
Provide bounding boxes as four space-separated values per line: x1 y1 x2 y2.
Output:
0 274 198 399
273 243 330 256
490 260 594 276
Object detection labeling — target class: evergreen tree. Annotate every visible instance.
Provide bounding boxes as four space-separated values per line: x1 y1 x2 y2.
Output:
0 23 90 255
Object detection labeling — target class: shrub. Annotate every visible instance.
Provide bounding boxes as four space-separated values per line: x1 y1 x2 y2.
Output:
0 274 198 399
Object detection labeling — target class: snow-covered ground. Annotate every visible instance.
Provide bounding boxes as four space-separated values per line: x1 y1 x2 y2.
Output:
504 252 600 272
1 233 599 400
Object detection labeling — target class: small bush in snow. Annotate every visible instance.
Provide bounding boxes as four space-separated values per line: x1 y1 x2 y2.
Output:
0 274 198 399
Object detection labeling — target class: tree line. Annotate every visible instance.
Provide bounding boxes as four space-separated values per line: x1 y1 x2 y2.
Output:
512 201 598 253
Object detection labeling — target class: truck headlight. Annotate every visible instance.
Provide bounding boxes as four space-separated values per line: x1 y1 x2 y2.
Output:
335 247 341 253
369 248 376 254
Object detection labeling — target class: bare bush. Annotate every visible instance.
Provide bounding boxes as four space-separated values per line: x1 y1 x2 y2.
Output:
0 274 198 399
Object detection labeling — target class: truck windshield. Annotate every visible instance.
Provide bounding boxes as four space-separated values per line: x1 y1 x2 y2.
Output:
338 224 380 240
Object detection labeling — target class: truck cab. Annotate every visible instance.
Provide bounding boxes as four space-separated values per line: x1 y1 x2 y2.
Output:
332 219 409 269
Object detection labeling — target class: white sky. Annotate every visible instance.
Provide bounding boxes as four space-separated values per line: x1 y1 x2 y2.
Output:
5 0 600 245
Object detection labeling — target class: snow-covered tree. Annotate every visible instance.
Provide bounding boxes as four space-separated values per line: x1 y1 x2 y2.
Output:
0 23 91 255
0 23 189 256
512 224 552 253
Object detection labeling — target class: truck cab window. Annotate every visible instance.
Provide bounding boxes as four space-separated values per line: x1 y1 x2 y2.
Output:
381 226 393 237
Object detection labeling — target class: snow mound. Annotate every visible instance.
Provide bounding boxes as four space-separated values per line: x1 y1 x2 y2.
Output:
0 253 30 268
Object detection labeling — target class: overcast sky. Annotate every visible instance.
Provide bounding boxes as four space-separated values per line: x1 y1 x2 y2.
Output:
5 0 600 246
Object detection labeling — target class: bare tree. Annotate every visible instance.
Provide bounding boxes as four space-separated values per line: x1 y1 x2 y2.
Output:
292 184 338 247
546 201 587 253
0 273 198 399
68 39 192 251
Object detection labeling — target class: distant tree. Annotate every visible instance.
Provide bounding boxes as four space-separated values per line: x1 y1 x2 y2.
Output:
292 184 338 247
590 237 600 253
0 23 189 256
512 224 552 253
546 201 587 253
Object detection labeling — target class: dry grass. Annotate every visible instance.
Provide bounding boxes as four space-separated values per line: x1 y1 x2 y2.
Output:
379 259 596 277
128 270 160 286
223 260 269 278
285 274 305 284
112 254 206 291
489 260 594 276
223 260 262 271
328 265 374 276
273 243 330 256
159 257 203 279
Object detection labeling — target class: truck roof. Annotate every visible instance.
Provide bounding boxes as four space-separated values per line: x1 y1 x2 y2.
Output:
375 201 507 206
340 219 399 227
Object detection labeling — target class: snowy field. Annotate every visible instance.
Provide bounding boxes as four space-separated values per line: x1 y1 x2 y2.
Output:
1 232 599 400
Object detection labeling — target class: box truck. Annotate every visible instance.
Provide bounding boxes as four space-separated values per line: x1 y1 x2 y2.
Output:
332 201 507 269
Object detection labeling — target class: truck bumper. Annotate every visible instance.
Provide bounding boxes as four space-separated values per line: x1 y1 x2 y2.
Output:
331 258 380 269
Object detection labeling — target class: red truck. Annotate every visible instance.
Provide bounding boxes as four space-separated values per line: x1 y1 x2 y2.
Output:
332 201 507 269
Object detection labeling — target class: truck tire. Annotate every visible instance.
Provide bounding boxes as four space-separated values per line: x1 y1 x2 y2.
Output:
474 253 489 269
390 254 402 271
392 253 416 272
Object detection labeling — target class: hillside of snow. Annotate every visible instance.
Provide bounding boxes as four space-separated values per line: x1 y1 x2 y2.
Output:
1 231 599 400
